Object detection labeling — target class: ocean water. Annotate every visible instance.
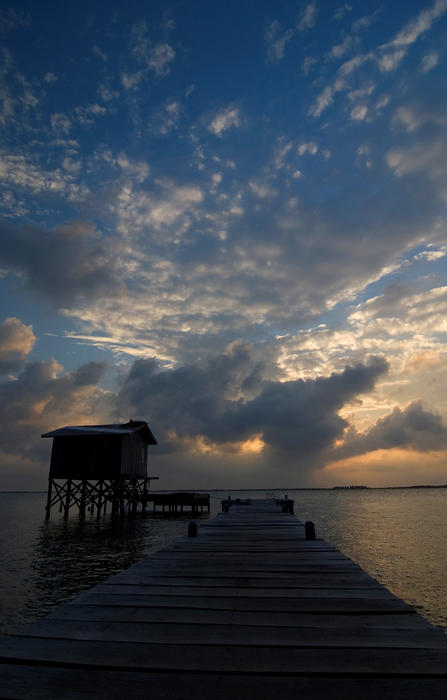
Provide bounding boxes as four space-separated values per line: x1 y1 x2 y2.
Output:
0 488 446 636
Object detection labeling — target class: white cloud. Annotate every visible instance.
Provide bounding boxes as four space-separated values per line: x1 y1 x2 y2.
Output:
414 247 446 262
376 47 407 72
98 83 120 102
249 180 276 199
149 99 181 135
148 43 175 77
298 141 318 156
377 0 447 72
310 1 447 118
274 140 293 170
265 21 294 63
352 9 381 33
121 71 143 90
0 317 35 373
386 136 447 186
0 149 89 202
43 72 58 84
297 2 318 31
50 113 71 134
266 2 318 63
334 6 352 21
92 45 108 62
421 51 439 72
209 106 240 136
329 35 359 59
302 56 318 75
350 104 368 121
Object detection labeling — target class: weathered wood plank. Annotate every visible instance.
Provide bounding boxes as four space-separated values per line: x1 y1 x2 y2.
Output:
13 619 447 648
71 591 416 612
96 583 395 598
105 574 382 588
47 605 427 629
1 639 447 675
2 665 447 700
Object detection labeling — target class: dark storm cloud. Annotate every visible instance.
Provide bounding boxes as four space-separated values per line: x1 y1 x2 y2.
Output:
0 359 106 461
117 345 388 467
334 401 447 460
0 219 125 307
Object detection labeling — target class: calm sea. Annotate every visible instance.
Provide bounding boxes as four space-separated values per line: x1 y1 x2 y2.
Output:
0 488 446 636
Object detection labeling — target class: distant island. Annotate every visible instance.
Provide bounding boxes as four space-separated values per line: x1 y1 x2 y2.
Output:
333 485 368 489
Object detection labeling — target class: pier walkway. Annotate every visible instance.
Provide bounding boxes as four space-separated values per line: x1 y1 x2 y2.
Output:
1 499 447 698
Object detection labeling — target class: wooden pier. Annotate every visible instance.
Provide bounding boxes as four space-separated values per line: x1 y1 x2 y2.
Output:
1 499 447 698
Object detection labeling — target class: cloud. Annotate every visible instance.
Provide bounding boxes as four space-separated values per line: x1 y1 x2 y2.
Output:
0 318 35 373
334 401 447 460
0 219 126 308
297 2 318 31
117 347 388 469
266 3 318 63
310 0 447 118
0 359 107 463
43 72 58 84
149 99 181 135
148 43 175 77
265 21 295 63
351 9 381 33
0 148 88 207
386 135 447 186
129 19 175 78
0 8 29 34
297 141 318 156
334 6 352 22
302 56 318 75
350 104 368 121
209 106 240 136
421 51 439 72
377 0 447 72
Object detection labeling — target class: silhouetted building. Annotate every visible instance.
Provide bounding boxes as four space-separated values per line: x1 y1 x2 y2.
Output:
41 420 158 519
42 420 157 480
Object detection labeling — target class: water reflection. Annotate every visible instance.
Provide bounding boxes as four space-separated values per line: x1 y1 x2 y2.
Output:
0 492 212 634
29 516 148 619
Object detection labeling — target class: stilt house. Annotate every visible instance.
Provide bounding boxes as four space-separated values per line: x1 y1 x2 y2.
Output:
42 420 157 480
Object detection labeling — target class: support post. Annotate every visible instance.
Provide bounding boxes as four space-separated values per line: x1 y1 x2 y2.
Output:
96 480 104 520
79 480 87 520
63 479 72 520
45 478 53 520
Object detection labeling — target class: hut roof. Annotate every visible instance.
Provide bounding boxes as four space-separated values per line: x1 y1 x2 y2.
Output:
41 420 157 445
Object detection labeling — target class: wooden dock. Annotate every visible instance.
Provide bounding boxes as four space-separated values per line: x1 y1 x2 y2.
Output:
1 498 447 698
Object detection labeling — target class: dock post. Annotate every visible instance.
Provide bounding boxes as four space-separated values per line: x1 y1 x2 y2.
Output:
305 520 316 540
188 521 198 537
45 478 53 520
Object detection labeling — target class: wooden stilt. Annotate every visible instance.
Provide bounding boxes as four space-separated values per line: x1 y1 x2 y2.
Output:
96 481 104 520
63 480 72 520
79 481 87 520
45 479 53 520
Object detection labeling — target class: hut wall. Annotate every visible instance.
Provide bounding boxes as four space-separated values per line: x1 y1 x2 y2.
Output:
49 436 122 480
120 433 147 477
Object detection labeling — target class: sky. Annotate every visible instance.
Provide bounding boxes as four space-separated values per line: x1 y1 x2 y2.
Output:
0 0 446 490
